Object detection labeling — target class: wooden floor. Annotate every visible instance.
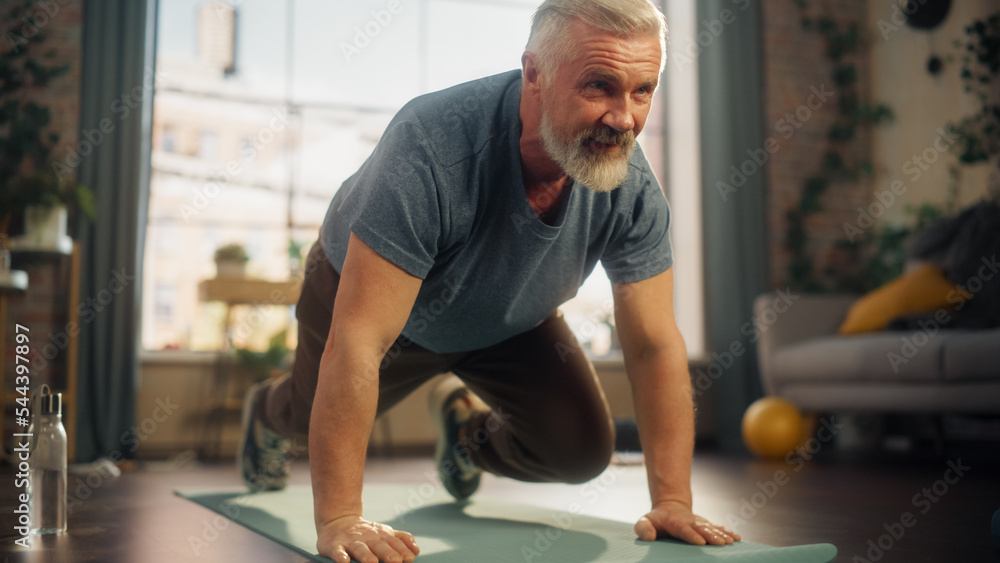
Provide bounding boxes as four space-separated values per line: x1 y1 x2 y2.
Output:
0 444 998 562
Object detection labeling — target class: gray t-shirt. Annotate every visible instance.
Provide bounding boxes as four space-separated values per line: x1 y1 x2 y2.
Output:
319 70 672 353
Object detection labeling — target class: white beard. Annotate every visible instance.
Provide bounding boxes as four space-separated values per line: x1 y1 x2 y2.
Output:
539 112 636 193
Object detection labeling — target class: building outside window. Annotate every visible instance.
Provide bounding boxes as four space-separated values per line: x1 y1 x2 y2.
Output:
143 0 704 360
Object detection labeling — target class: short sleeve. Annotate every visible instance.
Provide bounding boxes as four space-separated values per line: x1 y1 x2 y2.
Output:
337 121 442 279
600 166 673 285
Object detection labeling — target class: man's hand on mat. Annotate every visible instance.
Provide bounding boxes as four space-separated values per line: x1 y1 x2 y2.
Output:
634 500 741 546
316 515 420 563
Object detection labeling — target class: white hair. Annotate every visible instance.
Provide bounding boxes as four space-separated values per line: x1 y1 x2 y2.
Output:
525 0 667 77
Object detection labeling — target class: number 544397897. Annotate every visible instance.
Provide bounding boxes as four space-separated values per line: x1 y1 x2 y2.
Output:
13 324 30 419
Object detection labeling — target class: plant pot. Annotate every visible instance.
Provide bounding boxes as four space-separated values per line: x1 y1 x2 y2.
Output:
0 246 28 290
0 268 28 290
216 259 246 279
24 205 68 247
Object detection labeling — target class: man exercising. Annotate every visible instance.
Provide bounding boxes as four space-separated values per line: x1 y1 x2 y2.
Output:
239 1 740 561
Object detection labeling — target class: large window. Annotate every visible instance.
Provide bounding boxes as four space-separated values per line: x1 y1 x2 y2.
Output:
143 0 703 359
663 0 705 359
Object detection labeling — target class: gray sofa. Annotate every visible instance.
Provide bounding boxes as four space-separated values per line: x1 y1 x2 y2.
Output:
753 293 1000 413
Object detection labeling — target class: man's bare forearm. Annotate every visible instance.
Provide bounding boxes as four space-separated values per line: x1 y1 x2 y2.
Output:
309 337 383 528
626 332 695 508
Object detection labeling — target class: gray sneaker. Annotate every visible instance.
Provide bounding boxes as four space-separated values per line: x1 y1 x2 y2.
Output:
239 381 291 491
429 375 484 500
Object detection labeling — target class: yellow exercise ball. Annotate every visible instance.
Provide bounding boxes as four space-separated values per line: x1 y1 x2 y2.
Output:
741 397 803 459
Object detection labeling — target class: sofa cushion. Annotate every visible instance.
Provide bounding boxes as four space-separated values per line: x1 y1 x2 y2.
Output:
942 330 1000 381
773 332 951 383
838 264 970 335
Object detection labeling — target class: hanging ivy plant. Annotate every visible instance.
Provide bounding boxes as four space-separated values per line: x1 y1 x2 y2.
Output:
786 1 895 292
785 5 999 294
948 13 1000 167
0 0 96 244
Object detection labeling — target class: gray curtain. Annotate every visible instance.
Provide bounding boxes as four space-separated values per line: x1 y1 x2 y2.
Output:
75 0 155 461
696 0 769 451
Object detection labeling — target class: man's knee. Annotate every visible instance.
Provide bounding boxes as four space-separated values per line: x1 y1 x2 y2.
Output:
561 447 613 484
551 419 615 484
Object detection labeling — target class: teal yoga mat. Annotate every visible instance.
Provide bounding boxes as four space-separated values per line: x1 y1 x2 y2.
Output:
177 485 837 562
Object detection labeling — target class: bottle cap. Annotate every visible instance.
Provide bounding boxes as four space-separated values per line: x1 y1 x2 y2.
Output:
38 384 62 415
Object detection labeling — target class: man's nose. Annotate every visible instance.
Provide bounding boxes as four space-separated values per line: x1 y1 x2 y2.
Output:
601 96 635 133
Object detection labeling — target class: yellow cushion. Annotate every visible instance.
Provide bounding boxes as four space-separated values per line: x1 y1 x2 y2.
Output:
838 264 972 335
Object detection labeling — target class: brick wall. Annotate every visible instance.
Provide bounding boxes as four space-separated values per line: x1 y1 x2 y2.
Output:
760 0 876 290
2 0 83 436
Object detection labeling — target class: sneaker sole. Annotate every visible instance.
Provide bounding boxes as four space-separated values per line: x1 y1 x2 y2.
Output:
429 375 482 500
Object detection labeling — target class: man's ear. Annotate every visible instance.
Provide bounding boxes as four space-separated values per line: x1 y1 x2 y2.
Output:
521 51 541 96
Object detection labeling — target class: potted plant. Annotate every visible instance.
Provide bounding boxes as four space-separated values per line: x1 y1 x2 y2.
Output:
0 0 96 252
214 243 249 278
4 173 96 250
234 329 292 382
287 238 306 278
0 244 27 290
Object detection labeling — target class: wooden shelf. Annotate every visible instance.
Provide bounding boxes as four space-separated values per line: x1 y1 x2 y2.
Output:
6 236 73 255
198 277 301 305
195 276 301 458
1 241 80 461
